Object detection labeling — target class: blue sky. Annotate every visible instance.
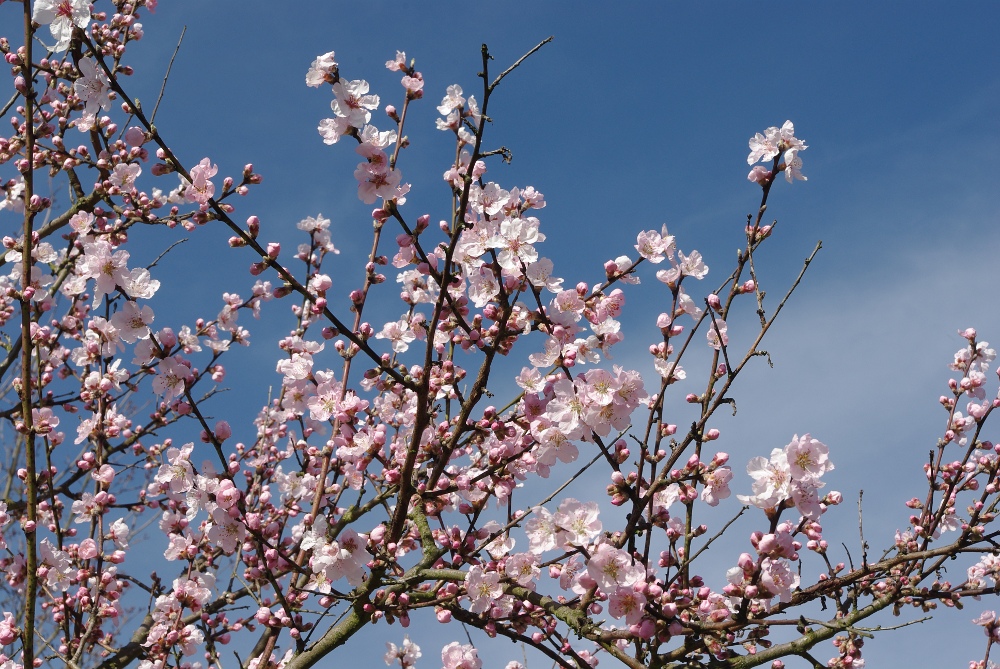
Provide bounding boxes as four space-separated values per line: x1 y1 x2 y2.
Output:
9 1 1000 667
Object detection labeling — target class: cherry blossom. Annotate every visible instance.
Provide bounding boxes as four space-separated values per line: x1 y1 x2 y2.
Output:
306 51 338 87
441 642 481 669
74 57 112 127
464 565 503 613
385 636 421 668
586 543 644 591
1 16 996 669
738 447 793 510
184 157 218 204
151 356 194 400
332 79 380 128
110 301 154 343
376 318 417 353
785 433 833 481
32 0 91 52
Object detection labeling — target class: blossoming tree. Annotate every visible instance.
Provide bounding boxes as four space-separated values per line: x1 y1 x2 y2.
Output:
2 3 1000 669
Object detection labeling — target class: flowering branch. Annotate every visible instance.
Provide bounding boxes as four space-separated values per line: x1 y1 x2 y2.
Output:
1 6 999 669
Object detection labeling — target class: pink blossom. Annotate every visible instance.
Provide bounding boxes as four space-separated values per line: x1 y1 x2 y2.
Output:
354 161 402 204
0 611 18 646
85 317 123 357
74 57 112 128
109 163 142 192
78 537 99 560
110 301 154 343
678 250 709 279
526 257 564 293
635 226 676 263
71 490 108 523
747 165 771 184
759 557 799 602
974 611 1000 641
401 73 424 94
525 506 558 554
785 433 833 482
465 565 502 613
552 498 602 547
376 318 417 353
0 179 25 213
359 125 398 150
505 553 540 587
609 585 648 625
332 79 380 128
706 317 728 350
184 157 217 204
91 463 115 485
125 126 146 146
783 148 807 183
318 116 352 144
39 538 73 590
747 128 781 165
31 407 59 434
468 266 500 307
33 0 91 52
207 507 246 554
441 642 481 669
654 359 686 383
437 85 466 115
151 356 193 400
700 466 733 506
306 51 338 87
80 240 131 306
276 352 314 382
737 448 792 510
108 518 130 549
122 267 161 300
385 635 421 668
385 51 408 72
310 527 368 587
652 483 681 517
586 543 643 591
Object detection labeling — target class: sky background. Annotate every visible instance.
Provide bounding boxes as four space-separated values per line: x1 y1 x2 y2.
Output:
8 1 1000 667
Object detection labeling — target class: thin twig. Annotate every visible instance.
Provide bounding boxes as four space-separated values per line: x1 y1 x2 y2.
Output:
489 36 553 90
146 238 188 269
151 25 186 124
858 489 868 569
684 506 748 565
0 91 17 117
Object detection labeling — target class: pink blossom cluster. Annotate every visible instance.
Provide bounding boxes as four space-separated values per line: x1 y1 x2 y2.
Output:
2 7 1000 669
746 120 808 185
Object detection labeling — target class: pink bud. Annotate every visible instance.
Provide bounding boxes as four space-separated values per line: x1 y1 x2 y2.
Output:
215 420 232 441
124 126 145 146
78 538 99 560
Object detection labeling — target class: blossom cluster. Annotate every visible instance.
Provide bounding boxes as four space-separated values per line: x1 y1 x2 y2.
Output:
1 6 1000 669
746 120 807 185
